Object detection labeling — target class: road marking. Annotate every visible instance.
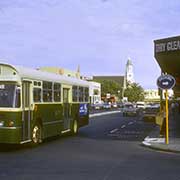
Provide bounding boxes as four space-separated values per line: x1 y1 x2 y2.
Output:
121 125 126 128
89 110 121 118
128 122 134 125
110 128 118 133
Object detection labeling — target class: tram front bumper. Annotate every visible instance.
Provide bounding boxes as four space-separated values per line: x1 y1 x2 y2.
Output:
0 127 21 144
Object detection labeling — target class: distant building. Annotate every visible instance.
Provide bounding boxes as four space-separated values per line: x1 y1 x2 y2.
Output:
144 89 174 103
92 75 125 101
93 75 125 86
92 58 135 100
144 89 160 102
39 66 80 79
89 81 101 104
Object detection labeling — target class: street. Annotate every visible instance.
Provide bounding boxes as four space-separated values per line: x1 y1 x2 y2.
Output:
0 112 180 180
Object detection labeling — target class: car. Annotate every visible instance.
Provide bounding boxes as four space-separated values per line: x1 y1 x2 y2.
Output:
111 102 118 108
117 102 124 108
123 103 137 116
136 101 145 110
143 103 160 122
103 102 111 109
91 102 103 110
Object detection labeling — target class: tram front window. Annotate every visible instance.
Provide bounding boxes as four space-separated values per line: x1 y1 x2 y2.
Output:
0 83 20 108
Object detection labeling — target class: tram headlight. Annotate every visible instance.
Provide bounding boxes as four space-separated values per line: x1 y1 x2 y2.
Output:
8 121 14 127
0 121 4 127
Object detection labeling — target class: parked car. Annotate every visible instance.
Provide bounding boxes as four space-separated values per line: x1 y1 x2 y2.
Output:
111 102 118 108
103 102 111 109
123 103 137 116
143 103 160 122
117 102 124 108
136 101 145 110
91 102 103 110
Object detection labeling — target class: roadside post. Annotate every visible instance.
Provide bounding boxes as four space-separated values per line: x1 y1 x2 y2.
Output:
157 74 176 144
165 89 169 144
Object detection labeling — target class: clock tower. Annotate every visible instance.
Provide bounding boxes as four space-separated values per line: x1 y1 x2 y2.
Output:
125 58 135 84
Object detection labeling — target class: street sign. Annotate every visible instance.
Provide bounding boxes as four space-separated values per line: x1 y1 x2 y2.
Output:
157 74 176 90
156 73 175 145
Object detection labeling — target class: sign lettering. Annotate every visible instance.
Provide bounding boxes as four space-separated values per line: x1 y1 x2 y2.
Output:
155 40 180 53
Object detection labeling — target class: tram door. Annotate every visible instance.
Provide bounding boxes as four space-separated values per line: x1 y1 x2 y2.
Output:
63 88 71 130
22 81 32 142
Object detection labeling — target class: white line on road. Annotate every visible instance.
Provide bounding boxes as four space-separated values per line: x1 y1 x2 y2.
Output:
121 125 126 129
128 122 134 125
110 128 119 134
89 110 121 118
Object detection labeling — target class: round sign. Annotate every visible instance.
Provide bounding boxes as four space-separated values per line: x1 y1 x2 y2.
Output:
157 74 176 90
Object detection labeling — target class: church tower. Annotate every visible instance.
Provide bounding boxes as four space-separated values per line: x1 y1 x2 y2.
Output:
125 58 135 84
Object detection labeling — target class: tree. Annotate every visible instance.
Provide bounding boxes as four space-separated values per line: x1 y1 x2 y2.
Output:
124 83 144 102
95 80 122 97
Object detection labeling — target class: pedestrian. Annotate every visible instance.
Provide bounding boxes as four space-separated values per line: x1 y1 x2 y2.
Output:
171 102 175 119
160 105 166 137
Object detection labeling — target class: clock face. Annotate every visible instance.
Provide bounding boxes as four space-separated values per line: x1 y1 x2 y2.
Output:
128 66 132 72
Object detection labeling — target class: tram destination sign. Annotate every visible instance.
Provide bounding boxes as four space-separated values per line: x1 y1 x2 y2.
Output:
157 74 176 90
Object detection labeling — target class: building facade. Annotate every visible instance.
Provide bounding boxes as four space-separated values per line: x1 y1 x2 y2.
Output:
89 81 101 104
144 89 174 103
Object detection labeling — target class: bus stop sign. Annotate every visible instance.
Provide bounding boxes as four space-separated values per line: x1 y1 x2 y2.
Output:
157 74 176 90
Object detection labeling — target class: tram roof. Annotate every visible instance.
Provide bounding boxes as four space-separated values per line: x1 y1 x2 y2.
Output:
0 63 89 87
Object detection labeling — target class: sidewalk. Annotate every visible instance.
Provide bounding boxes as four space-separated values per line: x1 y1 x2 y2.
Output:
142 110 180 153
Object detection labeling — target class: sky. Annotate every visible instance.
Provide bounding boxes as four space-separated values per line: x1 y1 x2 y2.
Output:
0 0 180 89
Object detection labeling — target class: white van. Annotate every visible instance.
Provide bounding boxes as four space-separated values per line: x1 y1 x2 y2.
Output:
136 101 145 109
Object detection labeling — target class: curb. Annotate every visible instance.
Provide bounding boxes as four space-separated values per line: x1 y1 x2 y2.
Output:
142 137 180 153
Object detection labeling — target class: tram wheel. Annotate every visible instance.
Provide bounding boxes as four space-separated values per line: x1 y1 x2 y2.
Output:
31 123 42 145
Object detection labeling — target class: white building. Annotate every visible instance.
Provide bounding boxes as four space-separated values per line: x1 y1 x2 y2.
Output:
144 89 160 102
89 81 101 104
144 89 174 102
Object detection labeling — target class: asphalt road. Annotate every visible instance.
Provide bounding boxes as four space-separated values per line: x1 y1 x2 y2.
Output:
0 112 180 180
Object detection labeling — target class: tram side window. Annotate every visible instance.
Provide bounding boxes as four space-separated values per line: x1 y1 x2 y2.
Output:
33 88 41 102
54 83 61 102
84 87 89 102
43 81 52 102
79 87 84 102
72 86 78 102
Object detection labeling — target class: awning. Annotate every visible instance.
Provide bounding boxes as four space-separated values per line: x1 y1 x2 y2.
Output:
154 35 180 96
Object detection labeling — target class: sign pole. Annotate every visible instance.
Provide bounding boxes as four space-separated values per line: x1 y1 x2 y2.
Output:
165 89 169 144
157 73 175 145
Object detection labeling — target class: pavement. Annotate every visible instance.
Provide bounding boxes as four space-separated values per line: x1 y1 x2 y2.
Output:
142 110 180 153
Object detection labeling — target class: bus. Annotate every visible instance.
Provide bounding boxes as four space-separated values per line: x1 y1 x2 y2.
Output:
0 63 90 145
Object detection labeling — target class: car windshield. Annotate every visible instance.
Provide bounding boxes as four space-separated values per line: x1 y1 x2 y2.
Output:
0 83 20 108
125 104 133 108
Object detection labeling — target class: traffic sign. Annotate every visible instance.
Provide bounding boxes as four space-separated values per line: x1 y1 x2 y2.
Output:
157 74 176 90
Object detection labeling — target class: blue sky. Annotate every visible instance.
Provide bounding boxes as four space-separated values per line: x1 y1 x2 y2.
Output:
0 0 180 88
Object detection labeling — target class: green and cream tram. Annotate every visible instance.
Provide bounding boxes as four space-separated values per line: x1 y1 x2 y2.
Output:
0 63 89 144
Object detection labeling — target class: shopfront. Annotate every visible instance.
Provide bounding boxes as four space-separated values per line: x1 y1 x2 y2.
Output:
154 35 180 97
